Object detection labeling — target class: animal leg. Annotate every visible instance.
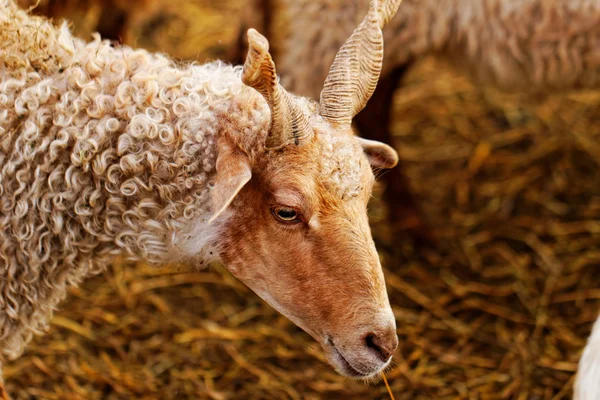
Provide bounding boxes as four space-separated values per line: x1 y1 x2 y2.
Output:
355 65 436 247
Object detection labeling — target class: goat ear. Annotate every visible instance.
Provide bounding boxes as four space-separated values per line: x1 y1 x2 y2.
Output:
359 138 399 169
208 140 252 223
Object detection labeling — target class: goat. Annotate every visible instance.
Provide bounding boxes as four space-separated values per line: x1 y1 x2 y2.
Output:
0 0 403 395
11 0 600 396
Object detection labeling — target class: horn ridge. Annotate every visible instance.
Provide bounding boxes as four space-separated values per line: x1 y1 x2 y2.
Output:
319 0 402 126
242 29 312 149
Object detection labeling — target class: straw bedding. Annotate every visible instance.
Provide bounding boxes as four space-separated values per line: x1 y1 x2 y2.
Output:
5 1 600 398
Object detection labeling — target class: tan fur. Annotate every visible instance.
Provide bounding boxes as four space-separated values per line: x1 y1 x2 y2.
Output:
217 121 396 376
0 0 401 392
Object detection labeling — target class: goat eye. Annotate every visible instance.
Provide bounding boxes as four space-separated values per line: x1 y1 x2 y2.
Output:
272 206 299 222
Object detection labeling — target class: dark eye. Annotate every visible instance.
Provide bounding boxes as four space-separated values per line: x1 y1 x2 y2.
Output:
272 206 300 223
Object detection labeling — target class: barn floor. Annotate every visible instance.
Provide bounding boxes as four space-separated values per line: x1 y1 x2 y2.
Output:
5 2 600 399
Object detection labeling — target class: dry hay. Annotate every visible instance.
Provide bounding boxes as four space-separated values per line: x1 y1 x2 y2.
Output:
375 57 600 399
4 2 600 399
16 0 248 62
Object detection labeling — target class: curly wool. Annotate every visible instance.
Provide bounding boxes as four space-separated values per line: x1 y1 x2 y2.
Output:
272 0 600 98
0 0 270 361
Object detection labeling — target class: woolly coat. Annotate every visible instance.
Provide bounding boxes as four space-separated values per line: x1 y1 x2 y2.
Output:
0 0 269 363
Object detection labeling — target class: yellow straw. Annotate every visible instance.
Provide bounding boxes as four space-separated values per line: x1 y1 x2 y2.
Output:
382 372 396 400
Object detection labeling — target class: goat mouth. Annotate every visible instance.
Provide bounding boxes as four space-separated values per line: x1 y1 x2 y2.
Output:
325 337 379 379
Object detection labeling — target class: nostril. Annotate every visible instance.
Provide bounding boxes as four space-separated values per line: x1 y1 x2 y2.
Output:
365 332 397 362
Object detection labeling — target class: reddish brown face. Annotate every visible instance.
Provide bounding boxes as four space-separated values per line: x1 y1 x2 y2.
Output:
209 0 403 378
215 138 398 378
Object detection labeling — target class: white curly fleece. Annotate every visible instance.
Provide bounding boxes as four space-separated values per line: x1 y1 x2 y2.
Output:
0 0 273 360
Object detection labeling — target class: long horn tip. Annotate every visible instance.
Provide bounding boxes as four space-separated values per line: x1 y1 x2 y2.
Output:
378 0 403 27
247 28 269 53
